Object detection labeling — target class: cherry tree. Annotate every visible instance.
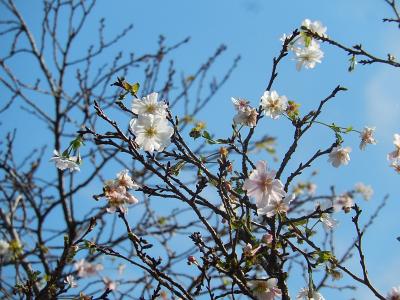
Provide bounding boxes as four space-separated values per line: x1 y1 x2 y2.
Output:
0 1 399 299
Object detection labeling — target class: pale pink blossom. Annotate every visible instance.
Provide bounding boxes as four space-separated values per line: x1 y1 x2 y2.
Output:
233 106 258 128
116 169 138 189
359 127 376 150
257 194 295 217
231 97 250 112
74 259 103 277
328 146 351 167
391 160 400 174
243 161 286 210
387 134 400 161
333 194 354 213
248 278 282 300
354 182 373 201
387 286 400 300
103 277 117 291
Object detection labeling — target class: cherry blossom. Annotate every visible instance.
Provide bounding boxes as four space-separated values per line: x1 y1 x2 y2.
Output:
301 19 327 37
131 92 167 117
130 114 174 153
257 194 295 217
354 182 373 201
328 146 351 167
387 133 400 161
243 161 286 210
294 40 324 71
64 275 77 288
296 287 325 300
50 150 80 172
248 278 282 300
359 126 376 150
233 106 258 128
260 90 288 119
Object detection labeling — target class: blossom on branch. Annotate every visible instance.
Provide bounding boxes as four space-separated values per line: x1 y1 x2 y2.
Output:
130 114 174 153
301 19 327 37
248 278 282 300
354 182 373 201
50 150 80 172
104 170 139 213
243 161 286 211
233 106 258 128
260 90 288 119
64 275 77 288
231 97 250 112
257 194 295 217
328 146 351 167
359 126 376 150
294 40 324 71
131 92 167 117
297 287 325 300
387 133 400 161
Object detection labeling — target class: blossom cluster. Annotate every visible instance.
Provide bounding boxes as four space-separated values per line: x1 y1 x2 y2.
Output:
282 19 327 71
103 170 139 213
130 92 174 153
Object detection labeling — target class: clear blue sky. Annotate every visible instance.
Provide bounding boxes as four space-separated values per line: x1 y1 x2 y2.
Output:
2 0 400 299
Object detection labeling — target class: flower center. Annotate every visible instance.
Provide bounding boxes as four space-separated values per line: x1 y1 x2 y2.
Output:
261 177 274 191
145 104 156 114
144 126 157 138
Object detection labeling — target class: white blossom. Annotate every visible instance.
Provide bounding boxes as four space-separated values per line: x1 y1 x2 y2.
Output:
257 194 294 217
233 106 258 128
328 146 351 168
354 182 373 201
243 161 286 211
260 90 288 119
297 287 325 300
64 275 77 288
0 240 10 257
116 169 139 189
320 213 338 230
301 19 327 37
294 40 324 71
387 133 400 161
130 114 174 153
248 278 282 300
359 126 376 150
50 150 80 172
131 92 167 117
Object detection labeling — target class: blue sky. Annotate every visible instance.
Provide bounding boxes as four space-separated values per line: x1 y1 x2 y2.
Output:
2 0 400 299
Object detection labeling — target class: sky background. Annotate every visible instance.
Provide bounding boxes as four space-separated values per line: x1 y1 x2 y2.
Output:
2 0 400 299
